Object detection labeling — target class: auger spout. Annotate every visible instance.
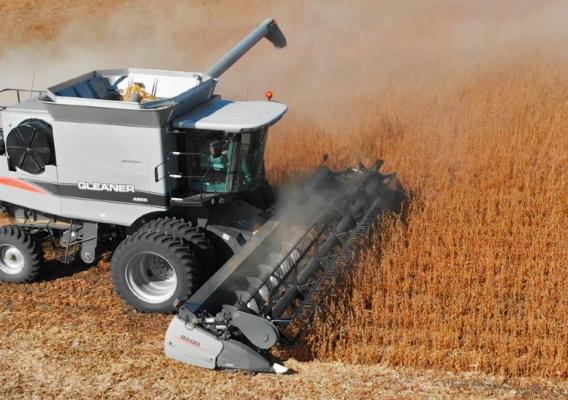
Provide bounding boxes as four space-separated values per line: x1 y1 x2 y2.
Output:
205 18 287 79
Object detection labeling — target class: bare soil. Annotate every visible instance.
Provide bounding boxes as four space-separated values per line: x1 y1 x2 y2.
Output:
1 256 566 399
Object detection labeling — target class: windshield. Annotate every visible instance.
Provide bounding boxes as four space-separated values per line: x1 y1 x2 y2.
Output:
233 128 267 191
175 128 267 194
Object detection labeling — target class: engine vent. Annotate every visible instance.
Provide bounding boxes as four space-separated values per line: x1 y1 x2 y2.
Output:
6 119 55 175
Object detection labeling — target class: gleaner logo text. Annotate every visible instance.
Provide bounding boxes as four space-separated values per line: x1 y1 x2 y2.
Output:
78 182 135 193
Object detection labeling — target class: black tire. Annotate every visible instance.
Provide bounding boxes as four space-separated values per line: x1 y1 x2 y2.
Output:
111 231 200 313
0 226 42 283
138 217 217 279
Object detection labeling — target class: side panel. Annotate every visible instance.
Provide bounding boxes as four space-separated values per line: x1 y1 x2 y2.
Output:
54 121 166 200
54 121 166 195
0 183 164 226
0 107 170 226
48 121 168 224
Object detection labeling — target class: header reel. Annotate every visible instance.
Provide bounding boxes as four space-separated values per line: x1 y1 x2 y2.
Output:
164 161 405 373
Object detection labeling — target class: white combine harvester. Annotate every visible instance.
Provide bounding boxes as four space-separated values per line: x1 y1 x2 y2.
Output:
0 19 404 373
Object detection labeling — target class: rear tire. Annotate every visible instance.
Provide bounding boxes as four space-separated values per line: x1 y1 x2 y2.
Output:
111 231 200 313
138 217 217 279
0 226 42 283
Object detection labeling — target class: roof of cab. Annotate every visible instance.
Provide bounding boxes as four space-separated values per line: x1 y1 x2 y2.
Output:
172 99 287 132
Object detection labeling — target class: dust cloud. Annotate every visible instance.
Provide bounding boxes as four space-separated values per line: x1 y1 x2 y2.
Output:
2 0 568 130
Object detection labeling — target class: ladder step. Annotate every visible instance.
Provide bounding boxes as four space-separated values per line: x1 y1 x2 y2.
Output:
57 254 76 264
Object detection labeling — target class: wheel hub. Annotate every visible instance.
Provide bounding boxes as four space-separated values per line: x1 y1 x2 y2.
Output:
0 245 25 275
125 252 178 304
148 257 175 280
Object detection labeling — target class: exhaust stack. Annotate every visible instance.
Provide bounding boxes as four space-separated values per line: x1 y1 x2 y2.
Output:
205 18 287 79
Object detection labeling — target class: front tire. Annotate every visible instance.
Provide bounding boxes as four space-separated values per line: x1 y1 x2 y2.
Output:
138 217 217 279
0 226 42 283
111 231 200 313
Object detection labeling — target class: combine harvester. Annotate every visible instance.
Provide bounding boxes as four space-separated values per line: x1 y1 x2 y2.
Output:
0 19 403 373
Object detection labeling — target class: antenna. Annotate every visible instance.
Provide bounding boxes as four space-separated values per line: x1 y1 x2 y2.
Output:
29 69 36 100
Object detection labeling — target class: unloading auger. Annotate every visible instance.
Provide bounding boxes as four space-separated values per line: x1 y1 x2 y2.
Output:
165 162 404 373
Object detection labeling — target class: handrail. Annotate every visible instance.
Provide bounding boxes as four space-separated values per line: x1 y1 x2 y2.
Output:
0 88 45 110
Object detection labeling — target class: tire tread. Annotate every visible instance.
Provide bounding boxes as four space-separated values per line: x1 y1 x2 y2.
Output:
0 225 42 283
138 217 217 278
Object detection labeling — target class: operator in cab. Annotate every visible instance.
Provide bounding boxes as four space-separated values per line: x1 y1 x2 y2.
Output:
205 140 229 187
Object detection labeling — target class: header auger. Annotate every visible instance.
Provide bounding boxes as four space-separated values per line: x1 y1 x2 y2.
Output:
0 18 404 373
